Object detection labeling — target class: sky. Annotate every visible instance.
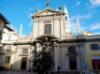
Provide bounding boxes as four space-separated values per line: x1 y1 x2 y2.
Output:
0 0 100 36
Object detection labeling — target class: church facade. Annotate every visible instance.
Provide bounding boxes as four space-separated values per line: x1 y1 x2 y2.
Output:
32 8 70 40
0 7 100 73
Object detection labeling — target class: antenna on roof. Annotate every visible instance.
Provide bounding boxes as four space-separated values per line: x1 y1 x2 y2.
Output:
46 0 50 8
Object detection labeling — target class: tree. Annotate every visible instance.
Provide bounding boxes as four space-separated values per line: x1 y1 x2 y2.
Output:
33 35 57 74
33 50 53 74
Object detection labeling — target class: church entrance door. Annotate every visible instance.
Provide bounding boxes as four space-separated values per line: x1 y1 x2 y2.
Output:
21 57 27 70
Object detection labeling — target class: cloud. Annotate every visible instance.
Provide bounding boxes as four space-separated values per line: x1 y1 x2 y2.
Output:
79 13 92 19
70 13 93 21
70 18 88 34
70 13 92 32
90 23 100 30
94 31 100 35
71 13 92 21
90 0 100 6
75 1 81 6
70 20 100 35
70 17 81 34
83 23 100 35
70 13 93 34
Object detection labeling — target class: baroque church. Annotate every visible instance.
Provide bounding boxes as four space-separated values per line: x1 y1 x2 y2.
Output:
0 2 100 73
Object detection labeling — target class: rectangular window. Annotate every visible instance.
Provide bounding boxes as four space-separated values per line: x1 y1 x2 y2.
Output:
44 24 51 35
6 46 11 52
68 46 76 53
90 44 100 50
5 56 10 63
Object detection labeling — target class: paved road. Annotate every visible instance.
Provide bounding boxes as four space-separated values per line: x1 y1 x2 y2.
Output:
0 71 36 74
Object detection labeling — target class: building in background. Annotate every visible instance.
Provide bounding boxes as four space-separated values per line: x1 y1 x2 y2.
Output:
0 20 19 70
0 13 10 69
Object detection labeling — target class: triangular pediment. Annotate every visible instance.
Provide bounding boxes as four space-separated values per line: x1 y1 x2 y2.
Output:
33 8 65 17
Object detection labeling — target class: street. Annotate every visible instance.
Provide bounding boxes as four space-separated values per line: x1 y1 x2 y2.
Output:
0 71 35 74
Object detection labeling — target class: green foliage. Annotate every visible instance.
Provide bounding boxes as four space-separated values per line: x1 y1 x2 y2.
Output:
33 50 54 73
33 35 56 74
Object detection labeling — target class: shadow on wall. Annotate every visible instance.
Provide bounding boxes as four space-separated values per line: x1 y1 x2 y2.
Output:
0 55 32 71
0 42 55 73
0 45 7 71
0 45 33 72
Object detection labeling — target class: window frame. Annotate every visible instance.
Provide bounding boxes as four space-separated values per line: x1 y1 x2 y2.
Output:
44 24 52 35
90 44 100 50
68 46 76 53
5 56 11 63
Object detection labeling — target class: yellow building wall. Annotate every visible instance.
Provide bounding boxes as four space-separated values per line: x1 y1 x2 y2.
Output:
85 42 100 70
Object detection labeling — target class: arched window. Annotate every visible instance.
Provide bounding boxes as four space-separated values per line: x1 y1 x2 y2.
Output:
90 44 100 50
44 24 52 35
